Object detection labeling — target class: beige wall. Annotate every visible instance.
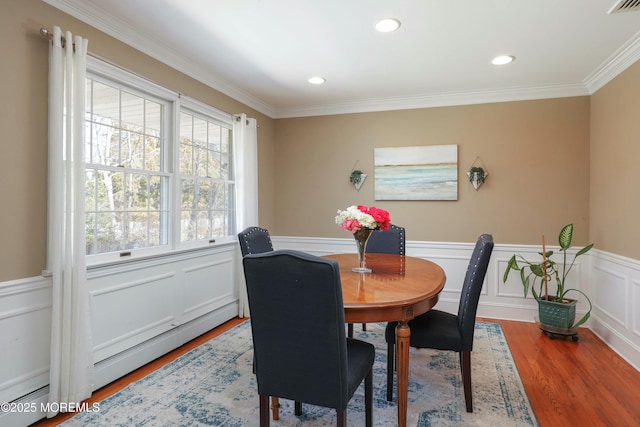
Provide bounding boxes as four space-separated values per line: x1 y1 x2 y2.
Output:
590 60 640 260
4 0 635 281
273 98 591 246
0 0 276 281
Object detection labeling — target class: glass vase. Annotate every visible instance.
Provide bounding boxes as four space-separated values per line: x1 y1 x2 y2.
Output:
352 228 373 273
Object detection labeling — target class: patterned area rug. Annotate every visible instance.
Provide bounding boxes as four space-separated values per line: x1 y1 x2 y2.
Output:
61 321 538 426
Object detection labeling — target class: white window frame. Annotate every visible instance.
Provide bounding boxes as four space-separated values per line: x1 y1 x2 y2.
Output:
85 58 236 267
174 96 236 251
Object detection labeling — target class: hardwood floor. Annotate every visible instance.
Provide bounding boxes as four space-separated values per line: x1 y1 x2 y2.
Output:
488 318 640 427
32 317 640 427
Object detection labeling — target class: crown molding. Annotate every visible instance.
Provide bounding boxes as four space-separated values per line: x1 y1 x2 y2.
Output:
584 29 640 94
42 0 277 118
271 83 590 119
43 0 640 120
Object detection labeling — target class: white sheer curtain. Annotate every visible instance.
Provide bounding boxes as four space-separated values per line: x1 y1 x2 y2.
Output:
46 26 93 417
234 113 258 317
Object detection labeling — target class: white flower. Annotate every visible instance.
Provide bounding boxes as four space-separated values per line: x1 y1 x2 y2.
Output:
335 205 376 231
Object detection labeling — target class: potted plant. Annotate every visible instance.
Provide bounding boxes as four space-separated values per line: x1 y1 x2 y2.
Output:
349 169 367 191
503 224 594 330
466 166 487 190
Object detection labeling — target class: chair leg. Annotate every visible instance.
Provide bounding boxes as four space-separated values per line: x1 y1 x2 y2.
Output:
259 394 270 427
336 410 346 427
362 323 367 331
460 350 473 412
347 323 354 338
365 368 373 427
294 401 302 416
271 397 280 420
386 340 395 401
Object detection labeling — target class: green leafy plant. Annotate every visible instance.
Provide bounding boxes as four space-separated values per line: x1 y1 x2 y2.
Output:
467 166 486 184
350 170 364 185
503 224 594 327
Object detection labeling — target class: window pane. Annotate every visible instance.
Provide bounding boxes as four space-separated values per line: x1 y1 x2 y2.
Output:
148 175 163 211
207 152 221 179
128 174 149 210
193 117 207 145
121 91 144 129
146 100 162 135
148 212 161 246
194 145 208 177
145 136 161 171
181 210 195 242
180 140 193 176
85 74 168 255
126 211 148 249
96 212 123 253
178 110 234 244
110 171 125 212
92 82 120 125
181 179 195 209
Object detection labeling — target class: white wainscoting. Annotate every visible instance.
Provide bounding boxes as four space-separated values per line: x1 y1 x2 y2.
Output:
589 250 640 370
0 243 239 427
2 236 639 427
0 276 52 408
273 236 640 370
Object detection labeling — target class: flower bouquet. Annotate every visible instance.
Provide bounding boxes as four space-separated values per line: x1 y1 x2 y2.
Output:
335 205 391 272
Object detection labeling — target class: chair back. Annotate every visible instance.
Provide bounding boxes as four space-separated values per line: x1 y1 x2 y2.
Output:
366 224 405 255
237 226 273 256
458 234 494 350
243 250 351 411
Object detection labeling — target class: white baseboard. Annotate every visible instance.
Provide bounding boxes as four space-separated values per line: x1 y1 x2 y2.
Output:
94 301 238 390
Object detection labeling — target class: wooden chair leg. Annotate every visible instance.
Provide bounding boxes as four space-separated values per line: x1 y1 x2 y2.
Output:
271 397 280 420
336 410 347 427
365 368 373 427
294 401 302 416
362 323 367 331
347 323 354 338
259 394 270 427
461 350 473 412
386 341 394 401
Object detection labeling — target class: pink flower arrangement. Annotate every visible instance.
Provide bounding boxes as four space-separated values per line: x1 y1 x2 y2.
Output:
335 205 391 233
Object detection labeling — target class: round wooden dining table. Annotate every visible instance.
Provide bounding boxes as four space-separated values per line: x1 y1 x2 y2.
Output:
323 253 446 427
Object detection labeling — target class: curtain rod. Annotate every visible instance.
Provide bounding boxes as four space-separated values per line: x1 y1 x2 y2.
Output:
41 27 257 128
40 27 75 49
233 115 260 127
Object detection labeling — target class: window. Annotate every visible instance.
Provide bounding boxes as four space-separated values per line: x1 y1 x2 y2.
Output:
179 109 235 243
84 59 236 262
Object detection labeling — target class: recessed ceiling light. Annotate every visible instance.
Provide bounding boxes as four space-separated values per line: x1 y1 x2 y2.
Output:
492 55 515 65
375 18 401 32
308 76 326 85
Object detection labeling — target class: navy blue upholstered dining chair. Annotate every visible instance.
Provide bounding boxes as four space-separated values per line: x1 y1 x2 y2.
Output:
238 226 273 257
366 223 406 256
243 250 375 427
237 226 283 419
348 224 406 338
385 233 494 412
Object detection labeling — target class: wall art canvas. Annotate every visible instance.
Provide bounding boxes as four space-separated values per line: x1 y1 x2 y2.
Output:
374 145 458 200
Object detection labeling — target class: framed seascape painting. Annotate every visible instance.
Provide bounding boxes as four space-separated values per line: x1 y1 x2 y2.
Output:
374 145 458 200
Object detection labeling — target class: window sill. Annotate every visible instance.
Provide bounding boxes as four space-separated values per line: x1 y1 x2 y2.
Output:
86 239 238 271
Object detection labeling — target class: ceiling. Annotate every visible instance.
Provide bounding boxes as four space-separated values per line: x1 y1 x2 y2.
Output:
45 0 640 119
